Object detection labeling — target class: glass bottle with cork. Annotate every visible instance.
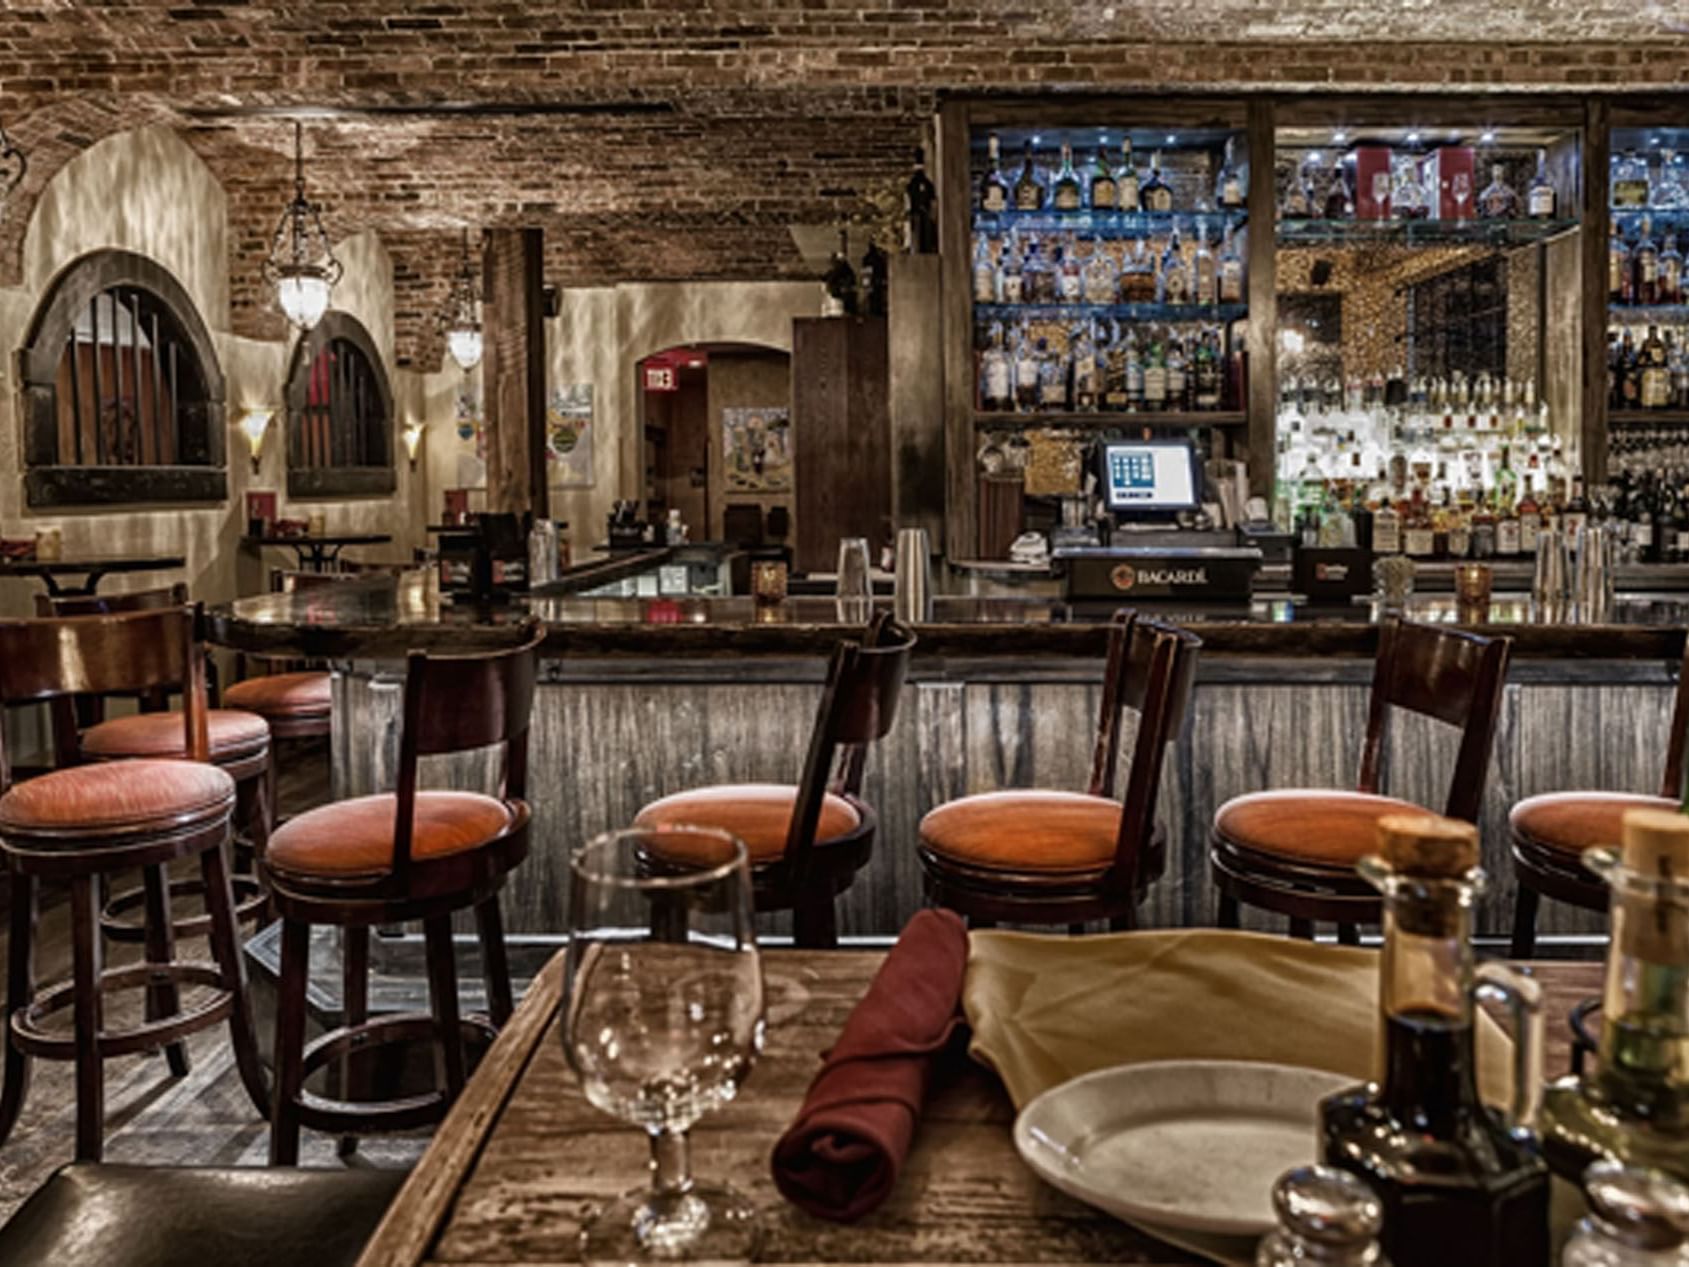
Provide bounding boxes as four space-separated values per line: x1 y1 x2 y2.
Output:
1540 807 1689 1185
1320 812 1551 1267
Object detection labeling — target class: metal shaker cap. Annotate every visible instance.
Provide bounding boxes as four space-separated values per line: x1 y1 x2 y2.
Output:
1584 1161 1689 1251
1272 1165 1384 1247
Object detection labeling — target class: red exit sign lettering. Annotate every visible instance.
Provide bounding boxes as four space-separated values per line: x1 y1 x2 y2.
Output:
644 363 677 392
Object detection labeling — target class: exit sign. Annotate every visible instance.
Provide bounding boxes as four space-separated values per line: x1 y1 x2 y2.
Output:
644 363 677 392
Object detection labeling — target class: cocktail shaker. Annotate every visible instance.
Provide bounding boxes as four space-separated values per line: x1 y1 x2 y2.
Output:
894 527 932 624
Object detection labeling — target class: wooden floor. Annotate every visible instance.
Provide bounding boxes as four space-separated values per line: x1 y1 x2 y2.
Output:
0 741 424 1225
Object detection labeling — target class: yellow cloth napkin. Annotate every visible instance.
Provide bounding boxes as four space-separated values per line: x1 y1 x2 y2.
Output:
964 927 1512 1109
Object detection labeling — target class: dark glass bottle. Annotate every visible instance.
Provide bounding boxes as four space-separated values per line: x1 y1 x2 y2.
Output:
822 230 859 316
904 148 938 254
1320 813 1550 1267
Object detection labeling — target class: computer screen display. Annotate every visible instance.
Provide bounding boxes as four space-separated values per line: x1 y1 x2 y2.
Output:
1100 440 1202 512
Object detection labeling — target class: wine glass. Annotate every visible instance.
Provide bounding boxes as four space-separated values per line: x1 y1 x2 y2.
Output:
835 536 872 623
564 826 765 1265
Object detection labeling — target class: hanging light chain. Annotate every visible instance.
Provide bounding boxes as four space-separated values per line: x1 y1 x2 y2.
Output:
261 120 343 291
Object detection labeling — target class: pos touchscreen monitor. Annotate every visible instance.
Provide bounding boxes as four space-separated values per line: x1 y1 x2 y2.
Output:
1099 438 1204 515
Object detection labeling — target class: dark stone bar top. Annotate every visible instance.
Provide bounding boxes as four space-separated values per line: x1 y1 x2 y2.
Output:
207 570 1689 663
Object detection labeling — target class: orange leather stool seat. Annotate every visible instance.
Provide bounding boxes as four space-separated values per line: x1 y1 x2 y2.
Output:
1215 788 1426 867
266 791 513 878
0 760 236 837
920 790 1124 875
81 709 270 761
223 672 331 719
1510 791 1677 857
634 783 860 864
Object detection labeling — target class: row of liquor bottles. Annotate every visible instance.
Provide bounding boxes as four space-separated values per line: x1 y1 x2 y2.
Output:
970 224 1245 308
1607 215 1689 306
976 134 1245 216
1608 322 1689 411
1281 146 1558 222
1610 145 1689 210
976 319 1242 414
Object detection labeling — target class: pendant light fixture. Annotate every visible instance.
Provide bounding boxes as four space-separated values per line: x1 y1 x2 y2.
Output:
441 228 483 372
262 121 342 332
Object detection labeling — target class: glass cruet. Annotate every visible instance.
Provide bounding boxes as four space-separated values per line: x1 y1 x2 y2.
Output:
1542 807 1689 1184
1563 1162 1689 1267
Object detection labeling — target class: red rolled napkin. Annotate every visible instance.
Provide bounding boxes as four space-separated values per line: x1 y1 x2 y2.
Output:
770 907 969 1222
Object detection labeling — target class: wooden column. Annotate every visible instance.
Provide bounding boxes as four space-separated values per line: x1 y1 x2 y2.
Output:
937 101 974 559
792 316 891 574
1580 98 1610 484
888 253 945 547
481 227 548 518
1245 96 1278 500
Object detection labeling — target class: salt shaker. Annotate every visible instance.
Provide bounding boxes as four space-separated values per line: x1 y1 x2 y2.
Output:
1564 1163 1689 1267
1256 1166 1387 1267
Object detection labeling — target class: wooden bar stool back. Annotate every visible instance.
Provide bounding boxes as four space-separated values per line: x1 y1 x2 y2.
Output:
262 621 544 1165
0 605 269 1160
918 612 1202 930
1211 617 1512 940
1507 636 1689 955
38 586 272 946
634 613 918 949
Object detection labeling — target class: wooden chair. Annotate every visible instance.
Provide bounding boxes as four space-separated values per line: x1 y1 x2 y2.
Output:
263 621 544 1165
1506 638 1689 956
0 606 269 1160
38 586 272 945
1211 618 1512 940
634 614 917 949
917 612 1201 930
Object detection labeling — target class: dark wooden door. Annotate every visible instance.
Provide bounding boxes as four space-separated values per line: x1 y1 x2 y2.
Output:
792 316 891 575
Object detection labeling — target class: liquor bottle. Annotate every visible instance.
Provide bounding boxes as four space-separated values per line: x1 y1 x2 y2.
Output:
1321 813 1550 1267
1323 159 1354 220
1194 327 1222 411
1014 141 1046 212
1165 335 1189 411
1254 1166 1384 1267
1283 154 1317 218
1035 336 1069 411
1393 143 1429 221
971 233 998 304
978 321 1013 412
1192 216 1217 305
998 232 1025 304
1636 215 1662 306
1118 238 1158 302
861 236 887 314
1527 151 1557 219
822 229 859 316
1518 476 1542 554
1081 237 1118 304
1159 222 1191 304
1661 232 1684 306
1012 324 1039 413
1402 487 1436 558
1613 149 1652 209
1563 474 1590 538
1643 325 1671 409
1054 240 1083 302
1631 472 1658 563
1656 148 1689 211
1117 138 1141 212
1372 495 1402 555
1142 336 1168 409
1612 221 1635 306
1141 151 1174 213
1540 808 1689 1183
905 148 939 253
1563 1163 1689 1267
1218 223 1245 304
1071 323 1100 412
1052 142 1083 212
1214 135 1245 211
1477 164 1520 219
1101 323 1131 412
980 134 1011 215
1024 236 1055 305
1089 146 1117 211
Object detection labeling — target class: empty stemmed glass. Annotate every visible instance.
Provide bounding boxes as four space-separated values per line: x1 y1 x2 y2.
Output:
564 826 766 1264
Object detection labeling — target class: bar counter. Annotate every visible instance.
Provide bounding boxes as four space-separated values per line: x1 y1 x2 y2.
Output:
209 572 1689 943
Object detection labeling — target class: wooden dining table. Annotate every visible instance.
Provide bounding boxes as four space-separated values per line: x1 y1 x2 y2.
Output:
355 949 1603 1267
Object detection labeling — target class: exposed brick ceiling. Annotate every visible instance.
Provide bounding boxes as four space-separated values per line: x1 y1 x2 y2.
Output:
0 1 1684 369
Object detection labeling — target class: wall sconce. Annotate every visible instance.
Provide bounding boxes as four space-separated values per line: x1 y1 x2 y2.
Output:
240 408 274 474
403 421 425 470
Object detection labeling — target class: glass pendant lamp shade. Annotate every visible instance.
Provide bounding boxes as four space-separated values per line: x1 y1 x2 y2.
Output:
440 228 484 372
263 121 342 332
447 325 483 372
276 270 333 331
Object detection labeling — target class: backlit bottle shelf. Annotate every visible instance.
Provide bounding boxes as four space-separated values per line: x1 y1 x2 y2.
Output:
974 302 1248 325
1275 217 1579 248
974 410 1247 429
1610 305 1689 323
974 208 1248 239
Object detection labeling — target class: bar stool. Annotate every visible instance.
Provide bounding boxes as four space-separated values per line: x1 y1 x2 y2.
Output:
1210 618 1512 940
918 612 1201 930
0 606 269 1161
1507 639 1689 956
40 588 272 957
633 615 916 949
263 622 544 1165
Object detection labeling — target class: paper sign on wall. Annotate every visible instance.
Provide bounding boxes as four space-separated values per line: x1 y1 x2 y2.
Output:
548 384 595 488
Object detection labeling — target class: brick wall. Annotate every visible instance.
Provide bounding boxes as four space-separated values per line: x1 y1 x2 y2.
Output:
0 2 1684 365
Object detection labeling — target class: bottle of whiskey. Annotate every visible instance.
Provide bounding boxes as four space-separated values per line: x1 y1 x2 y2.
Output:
1661 232 1684 306
1613 149 1652 209
1012 324 1039 413
1635 215 1661 306
1054 239 1083 303
1142 335 1168 409
1089 146 1117 212
1539 807 1689 1183
1081 236 1118 304
1192 217 1217 306
1014 141 1046 212
1193 327 1222 411
1165 335 1189 411
978 322 1013 412
971 233 998 304
1320 813 1551 1267
1141 151 1174 213
1118 238 1158 303
980 134 1010 215
1035 336 1069 411
1218 223 1245 304
905 148 938 253
1527 151 1557 219
1117 138 1141 212
998 232 1025 304
1323 159 1354 219
1612 221 1634 305
1071 322 1100 412
1159 222 1191 304
1478 164 1520 219
1101 321 1131 412
1052 142 1083 212
1283 154 1316 218
1214 135 1245 211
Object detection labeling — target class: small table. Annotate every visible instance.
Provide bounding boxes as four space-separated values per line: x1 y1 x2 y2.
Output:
242 533 392 572
355 950 1601 1267
0 553 187 596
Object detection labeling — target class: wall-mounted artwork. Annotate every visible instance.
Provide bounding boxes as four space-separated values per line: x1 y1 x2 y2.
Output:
548 384 595 488
722 405 791 493
454 388 486 488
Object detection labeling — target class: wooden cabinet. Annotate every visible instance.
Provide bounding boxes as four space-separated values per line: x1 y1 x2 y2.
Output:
792 316 891 574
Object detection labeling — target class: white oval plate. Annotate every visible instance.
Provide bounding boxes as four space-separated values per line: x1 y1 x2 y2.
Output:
1013 1059 1350 1239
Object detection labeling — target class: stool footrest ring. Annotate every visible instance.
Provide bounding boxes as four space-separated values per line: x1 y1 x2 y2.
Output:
288 1012 495 1136
12 961 232 1060
100 874 266 942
